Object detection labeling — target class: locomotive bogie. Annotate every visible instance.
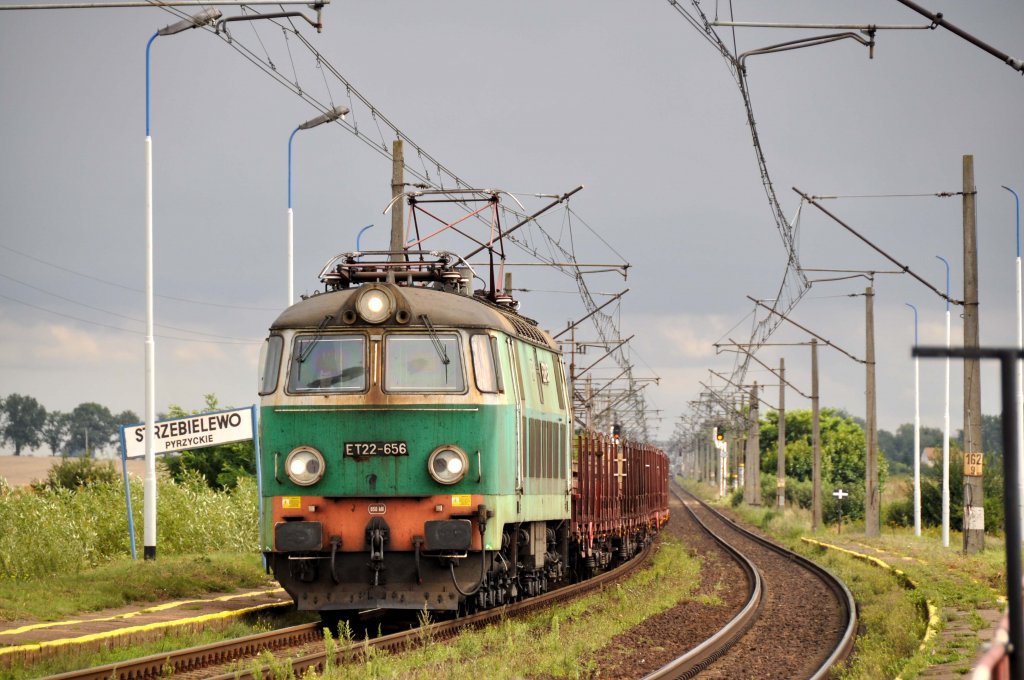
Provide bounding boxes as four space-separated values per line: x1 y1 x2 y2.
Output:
268 548 493 612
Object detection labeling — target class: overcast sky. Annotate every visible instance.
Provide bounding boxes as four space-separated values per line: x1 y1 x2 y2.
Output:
1 1 1023 454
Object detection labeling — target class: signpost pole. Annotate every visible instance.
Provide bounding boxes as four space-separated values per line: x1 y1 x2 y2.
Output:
252 404 266 568
832 488 848 534
119 427 138 560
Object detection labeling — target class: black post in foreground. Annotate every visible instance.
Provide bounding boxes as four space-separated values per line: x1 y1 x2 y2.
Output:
914 346 1023 680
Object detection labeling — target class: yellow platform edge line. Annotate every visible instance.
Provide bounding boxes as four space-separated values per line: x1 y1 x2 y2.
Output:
800 537 941 680
0 600 290 657
0 588 286 636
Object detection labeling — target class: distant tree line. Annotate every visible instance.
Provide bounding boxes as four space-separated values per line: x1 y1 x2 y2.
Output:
876 414 1004 473
0 393 139 457
876 413 1006 532
753 408 1007 532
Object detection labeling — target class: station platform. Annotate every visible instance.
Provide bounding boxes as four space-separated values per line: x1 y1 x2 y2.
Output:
802 537 1004 679
0 586 292 669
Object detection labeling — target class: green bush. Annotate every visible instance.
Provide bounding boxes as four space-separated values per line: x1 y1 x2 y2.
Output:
31 455 119 491
786 476 815 510
0 472 259 580
984 492 1005 534
884 497 914 528
156 471 259 554
728 488 744 507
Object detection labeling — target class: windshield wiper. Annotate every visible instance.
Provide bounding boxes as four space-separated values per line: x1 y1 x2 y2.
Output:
419 314 450 366
298 314 334 363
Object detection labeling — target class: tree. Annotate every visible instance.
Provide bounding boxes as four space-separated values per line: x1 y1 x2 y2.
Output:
0 394 47 456
878 423 945 474
759 407 886 521
114 410 140 429
890 424 1006 533
958 414 1003 458
161 394 255 490
41 411 70 456
66 403 117 456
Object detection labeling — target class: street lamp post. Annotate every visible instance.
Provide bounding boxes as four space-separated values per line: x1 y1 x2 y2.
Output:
936 254 952 548
287 105 348 304
906 302 921 537
143 7 220 561
1005 185 1023 529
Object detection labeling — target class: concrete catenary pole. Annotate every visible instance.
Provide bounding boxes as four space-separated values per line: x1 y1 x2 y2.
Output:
866 286 880 537
390 139 404 253
777 358 786 509
812 338 822 531
708 426 716 486
963 154 985 554
751 382 761 505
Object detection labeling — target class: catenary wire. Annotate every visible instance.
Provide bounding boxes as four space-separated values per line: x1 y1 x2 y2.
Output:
0 243 279 312
0 293 261 345
0 273 258 342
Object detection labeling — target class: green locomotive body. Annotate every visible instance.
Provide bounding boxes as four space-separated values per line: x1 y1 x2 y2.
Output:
258 268 573 614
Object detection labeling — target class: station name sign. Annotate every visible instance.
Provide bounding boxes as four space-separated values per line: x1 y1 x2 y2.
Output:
122 407 254 458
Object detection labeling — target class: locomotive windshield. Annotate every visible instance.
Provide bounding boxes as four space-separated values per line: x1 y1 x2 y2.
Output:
384 334 465 392
289 336 366 392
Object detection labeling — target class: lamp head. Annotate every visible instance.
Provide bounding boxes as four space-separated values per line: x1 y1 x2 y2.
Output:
298 105 350 130
157 8 223 36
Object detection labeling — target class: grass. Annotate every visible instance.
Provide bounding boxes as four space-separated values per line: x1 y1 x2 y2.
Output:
313 538 709 679
0 472 259 583
4 609 317 680
5 470 1007 679
3 536 711 679
686 480 1008 680
0 552 273 621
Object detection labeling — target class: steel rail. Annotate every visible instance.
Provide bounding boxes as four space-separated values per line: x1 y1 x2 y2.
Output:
49 541 657 680
207 540 658 679
655 486 857 679
44 612 307 680
642 486 764 679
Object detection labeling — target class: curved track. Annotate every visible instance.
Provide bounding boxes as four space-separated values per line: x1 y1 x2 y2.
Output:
645 486 856 679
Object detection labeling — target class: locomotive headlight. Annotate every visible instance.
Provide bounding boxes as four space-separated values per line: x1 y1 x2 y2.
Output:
355 286 395 324
284 446 326 486
427 445 469 485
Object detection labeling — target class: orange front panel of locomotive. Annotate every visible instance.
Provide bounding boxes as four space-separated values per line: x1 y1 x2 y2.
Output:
271 494 484 552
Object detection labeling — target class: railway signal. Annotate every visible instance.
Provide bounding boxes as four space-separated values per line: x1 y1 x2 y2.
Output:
832 488 848 534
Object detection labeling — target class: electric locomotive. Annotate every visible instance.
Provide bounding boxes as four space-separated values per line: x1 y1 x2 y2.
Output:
257 250 576 616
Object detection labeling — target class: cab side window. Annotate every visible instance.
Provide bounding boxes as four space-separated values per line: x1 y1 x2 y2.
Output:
470 334 504 394
258 335 284 395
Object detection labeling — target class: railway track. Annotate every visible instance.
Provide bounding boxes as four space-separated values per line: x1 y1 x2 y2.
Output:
47 540 656 680
47 488 855 679
644 485 856 679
